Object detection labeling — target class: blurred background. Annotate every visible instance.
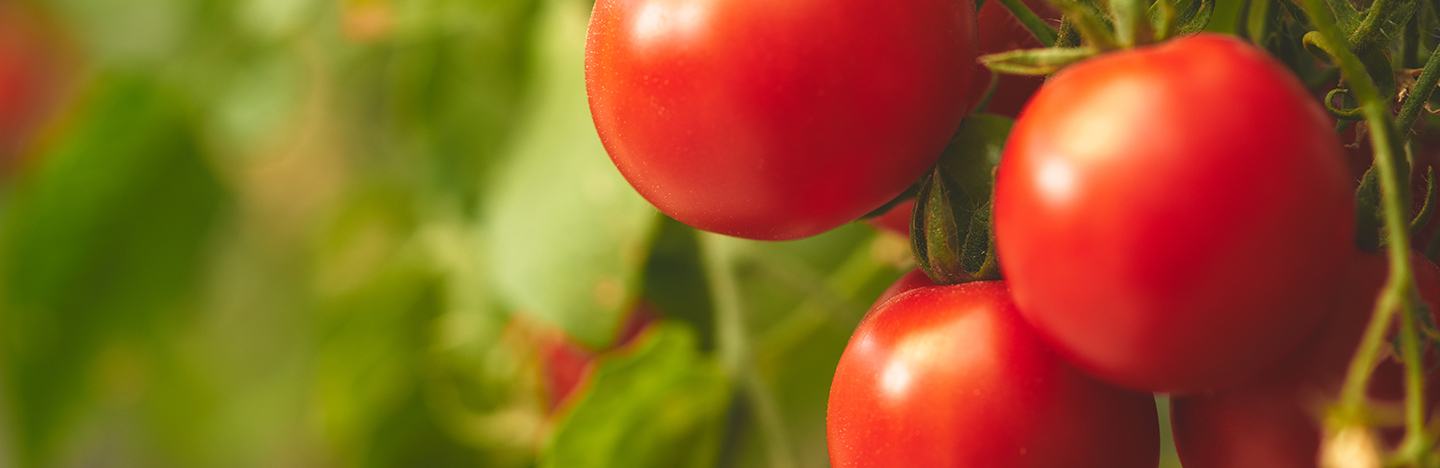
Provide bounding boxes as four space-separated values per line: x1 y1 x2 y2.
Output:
0 0 1185 467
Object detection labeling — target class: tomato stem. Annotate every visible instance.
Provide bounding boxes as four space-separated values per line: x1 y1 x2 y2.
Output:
1396 44 1440 135
998 0 1059 46
1108 0 1150 47
1298 0 1433 458
699 233 799 468
1349 0 1399 51
1245 0 1269 44
1296 0 1428 452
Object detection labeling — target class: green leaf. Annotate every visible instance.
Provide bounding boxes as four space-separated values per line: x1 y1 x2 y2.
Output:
543 324 731 468
481 0 660 348
1 73 229 467
981 47 1096 75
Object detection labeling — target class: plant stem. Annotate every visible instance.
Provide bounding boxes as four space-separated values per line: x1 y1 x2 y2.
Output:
997 0 1059 46
1109 0 1149 47
699 233 798 468
1397 45 1440 135
1350 0 1395 45
1296 2 1428 455
1247 0 1270 43
1396 292 1432 460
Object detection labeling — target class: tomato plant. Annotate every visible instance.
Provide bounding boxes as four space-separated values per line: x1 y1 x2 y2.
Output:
993 34 1354 393
1170 253 1440 468
827 280 1160 467
586 0 979 240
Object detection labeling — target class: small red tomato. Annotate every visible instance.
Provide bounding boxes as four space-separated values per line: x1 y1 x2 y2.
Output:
828 281 1160 468
587 0 978 240
0 4 65 168
540 305 656 409
994 34 1354 392
1171 253 1440 468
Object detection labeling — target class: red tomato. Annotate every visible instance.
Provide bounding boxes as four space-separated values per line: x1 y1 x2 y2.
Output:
971 0 1056 117
1170 253 1440 468
828 281 1160 468
0 4 65 169
586 0 978 240
540 305 656 410
873 268 934 306
993 34 1354 392
867 199 915 237
863 3 1056 236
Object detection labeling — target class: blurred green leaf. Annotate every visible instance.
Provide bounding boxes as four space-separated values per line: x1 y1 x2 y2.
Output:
482 0 659 348
309 192 492 468
642 218 716 351
329 0 541 203
1 73 229 467
544 324 731 468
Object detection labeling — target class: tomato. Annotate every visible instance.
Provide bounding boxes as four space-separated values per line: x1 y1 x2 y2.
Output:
873 268 934 306
587 0 978 240
970 0 1056 117
0 4 65 169
867 199 915 237
864 3 1056 237
1170 253 1440 468
540 305 656 410
827 280 1159 468
993 34 1354 392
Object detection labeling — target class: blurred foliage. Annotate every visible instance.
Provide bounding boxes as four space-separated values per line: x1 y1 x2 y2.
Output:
0 0 1188 467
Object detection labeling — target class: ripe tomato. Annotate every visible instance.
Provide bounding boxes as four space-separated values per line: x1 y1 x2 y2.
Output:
828 281 1159 468
1170 253 1440 468
873 268 934 306
540 305 656 410
587 0 978 240
864 3 1056 237
993 34 1354 392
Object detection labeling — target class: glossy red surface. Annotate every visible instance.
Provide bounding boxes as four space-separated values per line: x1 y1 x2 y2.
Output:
994 34 1354 392
828 281 1159 468
587 0 978 239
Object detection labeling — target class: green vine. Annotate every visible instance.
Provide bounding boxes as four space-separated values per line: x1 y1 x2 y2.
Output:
1297 0 1434 462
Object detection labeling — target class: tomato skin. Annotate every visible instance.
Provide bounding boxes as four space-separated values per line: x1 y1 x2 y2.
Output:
867 199 915 237
864 3 1055 236
993 34 1354 392
586 0 978 240
873 268 934 307
1170 253 1440 468
827 281 1160 468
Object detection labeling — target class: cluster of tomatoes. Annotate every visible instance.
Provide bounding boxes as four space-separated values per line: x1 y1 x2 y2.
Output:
584 0 1439 466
